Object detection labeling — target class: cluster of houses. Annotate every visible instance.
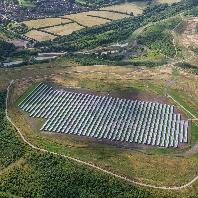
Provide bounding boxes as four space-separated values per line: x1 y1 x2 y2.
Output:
0 0 90 23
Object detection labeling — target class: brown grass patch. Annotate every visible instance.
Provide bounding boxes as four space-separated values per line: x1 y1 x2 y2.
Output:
25 30 56 41
87 10 129 20
64 12 111 27
23 18 72 29
100 2 146 16
43 23 83 36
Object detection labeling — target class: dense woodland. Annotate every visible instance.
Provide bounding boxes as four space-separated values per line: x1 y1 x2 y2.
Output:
0 40 17 61
0 92 25 170
136 17 182 57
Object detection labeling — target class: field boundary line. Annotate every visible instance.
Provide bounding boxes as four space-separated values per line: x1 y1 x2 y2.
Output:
167 94 198 120
5 80 198 190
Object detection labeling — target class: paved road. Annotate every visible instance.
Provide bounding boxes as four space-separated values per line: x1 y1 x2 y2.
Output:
5 80 198 190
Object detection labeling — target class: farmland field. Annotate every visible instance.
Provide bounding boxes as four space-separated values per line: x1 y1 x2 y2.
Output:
21 10 131 41
87 10 129 20
64 12 111 27
100 2 147 16
43 23 83 36
25 30 56 41
23 18 72 29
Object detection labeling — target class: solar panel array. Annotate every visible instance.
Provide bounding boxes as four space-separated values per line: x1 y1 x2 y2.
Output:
19 83 189 148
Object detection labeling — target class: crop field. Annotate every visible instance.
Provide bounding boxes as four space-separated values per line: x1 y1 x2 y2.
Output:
87 10 129 20
43 23 83 36
25 30 56 41
23 18 72 29
64 12 111 27
21 9 131 41
19 83 189 148
100 2 147 16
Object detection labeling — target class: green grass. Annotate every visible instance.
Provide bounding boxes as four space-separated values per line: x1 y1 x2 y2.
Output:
16 83 40 106
190 123 198 146
169 90 198 118
130 50 167 66
18 0 34 8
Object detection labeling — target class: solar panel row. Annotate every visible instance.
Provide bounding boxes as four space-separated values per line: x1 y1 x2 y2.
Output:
19 83 189 148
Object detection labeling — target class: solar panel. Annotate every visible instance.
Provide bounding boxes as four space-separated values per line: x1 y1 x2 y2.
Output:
19 83 189 148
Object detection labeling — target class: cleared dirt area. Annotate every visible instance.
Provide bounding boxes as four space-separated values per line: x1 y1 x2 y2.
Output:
64 12 111 27
43 23 83 36
25 30 56 41
100 2 146 16
87 10 129 20
180 18 198 49
174 17 198 65
23 18 72 29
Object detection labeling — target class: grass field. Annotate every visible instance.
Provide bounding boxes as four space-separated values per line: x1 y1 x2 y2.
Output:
100 2 147 16
25 30 56 41
43 23 83 36
87 10 129 20
23 18 72 29
64 12 111 27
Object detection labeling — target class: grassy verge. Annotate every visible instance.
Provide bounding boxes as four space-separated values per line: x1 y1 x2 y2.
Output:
169 90 198 118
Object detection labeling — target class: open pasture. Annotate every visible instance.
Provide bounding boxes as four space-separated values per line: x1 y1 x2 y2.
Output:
87 10 129 20
43 23 83 36
22 17 72 29
100 2 147 16
64 12 111 27
25 30 56 41
19 83 189 148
